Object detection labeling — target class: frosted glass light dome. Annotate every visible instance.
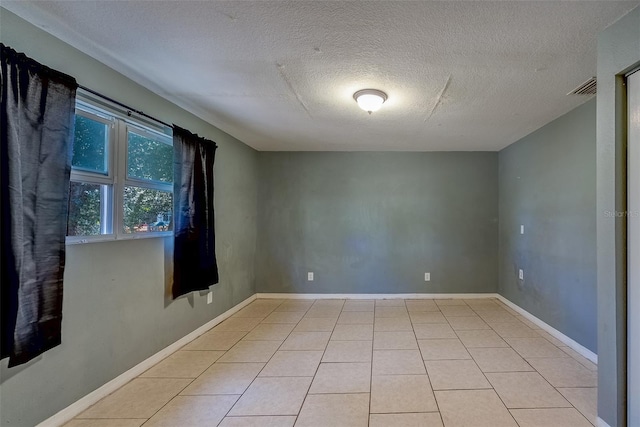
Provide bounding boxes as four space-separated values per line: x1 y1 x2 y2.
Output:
353 89 387 114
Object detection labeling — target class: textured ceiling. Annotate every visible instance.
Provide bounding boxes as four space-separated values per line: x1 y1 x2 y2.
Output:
4 1 639 151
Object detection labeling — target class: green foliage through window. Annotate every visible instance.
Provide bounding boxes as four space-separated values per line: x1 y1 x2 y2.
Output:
123 187 173 233
127 131 173 183
72 115 108 174
67 182 104 236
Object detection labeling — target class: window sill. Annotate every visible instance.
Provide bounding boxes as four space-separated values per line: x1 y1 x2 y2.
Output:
66 232 173 245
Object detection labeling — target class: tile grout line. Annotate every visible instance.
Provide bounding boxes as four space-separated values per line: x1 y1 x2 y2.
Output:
481 304 597 423
471 301 595 425
198 299 289 425
293 298 344 426
105 329 248 425
138 351 228 426
184 300 286 426
367 302 378 425
134 315 265 426
406 299 445 426
479 300 597 425
463 302 522 427
217 298 311 424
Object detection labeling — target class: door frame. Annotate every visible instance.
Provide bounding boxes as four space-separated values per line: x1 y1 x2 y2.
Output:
627 67 640 427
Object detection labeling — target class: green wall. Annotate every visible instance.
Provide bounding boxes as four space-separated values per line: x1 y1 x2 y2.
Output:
3 3 634 425
0 9 258 427
498 99 597 353
256 152 499 294
596 6 640 426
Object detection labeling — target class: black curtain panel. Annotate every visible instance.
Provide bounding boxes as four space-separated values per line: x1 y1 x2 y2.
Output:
172 126 219 299
1 44 77 366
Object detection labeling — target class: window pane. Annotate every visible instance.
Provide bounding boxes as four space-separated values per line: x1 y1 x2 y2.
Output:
72 115 108 174
123 186 173 233
67 182 109 236
127 131 173 183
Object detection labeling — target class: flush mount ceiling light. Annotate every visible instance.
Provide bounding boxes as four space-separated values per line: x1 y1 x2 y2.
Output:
353 89 387 114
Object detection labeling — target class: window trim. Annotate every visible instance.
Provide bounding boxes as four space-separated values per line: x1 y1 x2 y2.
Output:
66 95 174 245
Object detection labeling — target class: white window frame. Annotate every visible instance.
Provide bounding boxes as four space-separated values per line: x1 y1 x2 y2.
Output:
117 122 173 240
66 94 173 245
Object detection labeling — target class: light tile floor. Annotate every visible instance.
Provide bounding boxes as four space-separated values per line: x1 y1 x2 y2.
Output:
69 298 597 427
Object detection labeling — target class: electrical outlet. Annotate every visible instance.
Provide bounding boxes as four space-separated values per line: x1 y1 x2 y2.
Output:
207 292 213 304
424 272 431 281
307 272 314 281
518 269 524 280
520 225 525 234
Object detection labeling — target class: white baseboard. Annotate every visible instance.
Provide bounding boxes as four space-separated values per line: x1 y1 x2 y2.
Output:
596 417 612 427
36 294 257 427
256 293 501 300
496 295 597 364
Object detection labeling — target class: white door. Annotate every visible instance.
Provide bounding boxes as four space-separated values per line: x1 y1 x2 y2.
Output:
629 69 640 427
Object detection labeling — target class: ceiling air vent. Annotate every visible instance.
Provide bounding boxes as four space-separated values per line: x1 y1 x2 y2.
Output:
568 77 596 96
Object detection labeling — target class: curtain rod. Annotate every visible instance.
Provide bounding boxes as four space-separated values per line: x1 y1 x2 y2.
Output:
78 85 173 129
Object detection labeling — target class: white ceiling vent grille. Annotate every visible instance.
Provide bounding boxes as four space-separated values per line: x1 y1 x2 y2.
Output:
568 77 597 95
